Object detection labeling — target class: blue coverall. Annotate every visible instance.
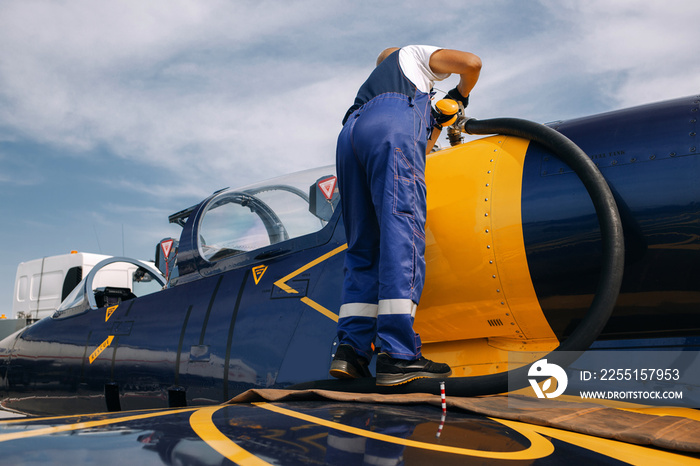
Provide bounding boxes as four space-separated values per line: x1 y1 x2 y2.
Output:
336 49 435 361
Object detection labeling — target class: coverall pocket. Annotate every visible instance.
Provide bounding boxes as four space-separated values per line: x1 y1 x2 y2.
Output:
393 148 415 217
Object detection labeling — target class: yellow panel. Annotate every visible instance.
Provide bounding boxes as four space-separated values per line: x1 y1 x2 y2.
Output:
416 337 551 377
416 136 558 371
491 137 558 341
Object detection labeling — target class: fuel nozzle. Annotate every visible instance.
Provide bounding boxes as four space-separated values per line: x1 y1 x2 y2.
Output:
433 97 471 147
445 101 469 147
446 123 464 147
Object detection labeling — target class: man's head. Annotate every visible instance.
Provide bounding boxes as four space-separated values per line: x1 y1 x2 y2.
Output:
376 47 399 66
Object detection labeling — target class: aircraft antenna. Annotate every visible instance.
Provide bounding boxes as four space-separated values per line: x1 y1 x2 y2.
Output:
93 224 102 253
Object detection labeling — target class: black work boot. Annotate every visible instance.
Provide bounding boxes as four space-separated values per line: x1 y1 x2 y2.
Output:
375 353 451 386
329 344 372 379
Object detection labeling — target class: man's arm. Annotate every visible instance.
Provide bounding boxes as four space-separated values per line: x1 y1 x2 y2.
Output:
426 126 442 154
429 49 482 98
425 49 481 153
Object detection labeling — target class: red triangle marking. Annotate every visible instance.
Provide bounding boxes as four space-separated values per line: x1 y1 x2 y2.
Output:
318 177 337 201
161 239 174 258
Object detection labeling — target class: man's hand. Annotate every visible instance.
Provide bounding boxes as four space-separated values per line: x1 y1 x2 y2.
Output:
446 87 470 109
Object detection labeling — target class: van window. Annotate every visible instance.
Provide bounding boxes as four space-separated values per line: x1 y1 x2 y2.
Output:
16 276 28 302
62 266 83 301
30 270 63 301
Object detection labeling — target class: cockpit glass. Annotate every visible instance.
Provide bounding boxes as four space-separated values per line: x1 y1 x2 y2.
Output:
54 260 166 318
198 166 338 262
200 196 272 259
56 277 87 313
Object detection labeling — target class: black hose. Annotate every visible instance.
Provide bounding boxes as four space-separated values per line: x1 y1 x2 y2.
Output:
290 117 624 396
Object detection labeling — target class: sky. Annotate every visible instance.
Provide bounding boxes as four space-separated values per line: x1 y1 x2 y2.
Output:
1 0 698 316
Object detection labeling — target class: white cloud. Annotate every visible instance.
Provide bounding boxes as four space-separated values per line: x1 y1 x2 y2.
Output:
536 0 700 107
1 0 696 187
0 0 372 194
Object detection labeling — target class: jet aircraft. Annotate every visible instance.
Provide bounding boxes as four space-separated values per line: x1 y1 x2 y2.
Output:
0 95 698 463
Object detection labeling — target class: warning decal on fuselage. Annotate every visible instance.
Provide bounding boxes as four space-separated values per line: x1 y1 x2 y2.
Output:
89 335 114 364
161 239 174 258
252 265 267 285
318 176 337 201
105 305 118 322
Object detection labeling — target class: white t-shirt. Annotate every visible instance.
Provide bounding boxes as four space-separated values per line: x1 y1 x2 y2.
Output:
398 45 451 94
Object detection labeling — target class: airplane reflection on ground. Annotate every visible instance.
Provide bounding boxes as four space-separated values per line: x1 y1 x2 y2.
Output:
0 398 698 465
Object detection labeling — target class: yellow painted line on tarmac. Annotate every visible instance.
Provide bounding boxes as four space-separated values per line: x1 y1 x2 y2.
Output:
253 402 555 460
189 405 272 466
0 407 198 442
495 417 700 466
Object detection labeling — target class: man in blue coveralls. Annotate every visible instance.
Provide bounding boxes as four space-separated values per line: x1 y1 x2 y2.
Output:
330 46 482 386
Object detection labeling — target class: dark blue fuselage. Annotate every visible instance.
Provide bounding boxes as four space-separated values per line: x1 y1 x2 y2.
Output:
522 96 699 340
